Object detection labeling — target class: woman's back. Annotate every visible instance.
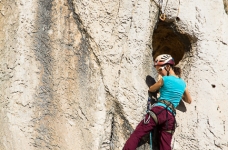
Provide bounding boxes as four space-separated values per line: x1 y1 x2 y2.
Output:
158 75 186 108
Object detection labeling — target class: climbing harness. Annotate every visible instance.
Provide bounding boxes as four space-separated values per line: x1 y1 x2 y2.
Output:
159 100 176 114
144 100 176 135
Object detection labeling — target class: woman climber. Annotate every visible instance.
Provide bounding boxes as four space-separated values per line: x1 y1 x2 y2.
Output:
123 54 192 150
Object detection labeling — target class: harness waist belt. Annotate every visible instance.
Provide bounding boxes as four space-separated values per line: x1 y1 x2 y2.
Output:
158 100 176 115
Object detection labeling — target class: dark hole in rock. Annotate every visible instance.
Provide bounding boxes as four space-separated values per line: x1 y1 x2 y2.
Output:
176 17 180 21
152 20 191 65
224 0 228 15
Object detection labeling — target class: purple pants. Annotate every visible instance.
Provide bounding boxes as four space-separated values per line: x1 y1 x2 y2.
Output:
123 106 175 150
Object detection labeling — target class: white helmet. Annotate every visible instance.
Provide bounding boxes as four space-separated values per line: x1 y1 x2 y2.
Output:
154 54 175 66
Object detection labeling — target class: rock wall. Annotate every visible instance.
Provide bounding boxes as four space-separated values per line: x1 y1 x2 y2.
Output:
0 0 228 150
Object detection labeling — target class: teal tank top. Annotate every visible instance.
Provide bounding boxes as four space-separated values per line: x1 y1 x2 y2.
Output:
155 76 186 113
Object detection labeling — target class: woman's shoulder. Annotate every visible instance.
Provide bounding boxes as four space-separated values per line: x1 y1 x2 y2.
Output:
164 76 186 84
177 77 187 87
162 75 180 80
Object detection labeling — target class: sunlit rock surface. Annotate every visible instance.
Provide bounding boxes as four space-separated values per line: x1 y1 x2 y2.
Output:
0 0 228 149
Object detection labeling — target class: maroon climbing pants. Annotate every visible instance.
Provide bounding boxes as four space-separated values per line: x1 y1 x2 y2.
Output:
123 106 175 150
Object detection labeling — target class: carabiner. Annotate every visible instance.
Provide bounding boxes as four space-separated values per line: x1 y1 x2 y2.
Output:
159 13 166 21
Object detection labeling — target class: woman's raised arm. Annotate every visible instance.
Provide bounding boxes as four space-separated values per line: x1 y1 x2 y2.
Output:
148 78 163 92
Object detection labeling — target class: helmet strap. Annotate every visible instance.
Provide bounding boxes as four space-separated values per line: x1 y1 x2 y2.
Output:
165 65 170 76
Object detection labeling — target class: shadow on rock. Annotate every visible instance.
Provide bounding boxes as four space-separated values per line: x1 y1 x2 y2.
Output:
176 100 186 112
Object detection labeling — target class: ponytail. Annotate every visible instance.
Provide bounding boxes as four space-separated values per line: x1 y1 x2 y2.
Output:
172 66 181 77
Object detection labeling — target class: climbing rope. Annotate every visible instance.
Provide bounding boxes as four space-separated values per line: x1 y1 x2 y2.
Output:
150 0 161 9
176 0 181 18
150 132 153 150
147 97 153 150
173 0 185 34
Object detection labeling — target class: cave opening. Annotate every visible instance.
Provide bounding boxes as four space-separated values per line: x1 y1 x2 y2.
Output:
152 20 191 65
224 0 228 15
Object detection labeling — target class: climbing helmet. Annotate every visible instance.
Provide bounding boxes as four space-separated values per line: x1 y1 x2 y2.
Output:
154 54 175 66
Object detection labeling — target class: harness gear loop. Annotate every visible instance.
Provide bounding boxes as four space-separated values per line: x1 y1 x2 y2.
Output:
159 13 166 21
144 100 177 134
144 110 158 124
158 100 176 114
144 114 151 124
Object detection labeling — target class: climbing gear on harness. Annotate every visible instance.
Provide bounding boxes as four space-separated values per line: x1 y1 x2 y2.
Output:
144 97 158 125
144 100 177 135
144 110 158 124
158 100 176 114
154 54 175 66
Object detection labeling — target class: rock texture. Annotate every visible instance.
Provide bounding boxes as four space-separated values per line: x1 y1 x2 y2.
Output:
0 0 228 150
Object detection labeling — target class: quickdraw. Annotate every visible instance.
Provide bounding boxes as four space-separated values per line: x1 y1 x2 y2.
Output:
159 13 166 21
151 0 181 22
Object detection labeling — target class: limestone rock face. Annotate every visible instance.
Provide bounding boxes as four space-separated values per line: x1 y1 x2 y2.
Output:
0 0 228 150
